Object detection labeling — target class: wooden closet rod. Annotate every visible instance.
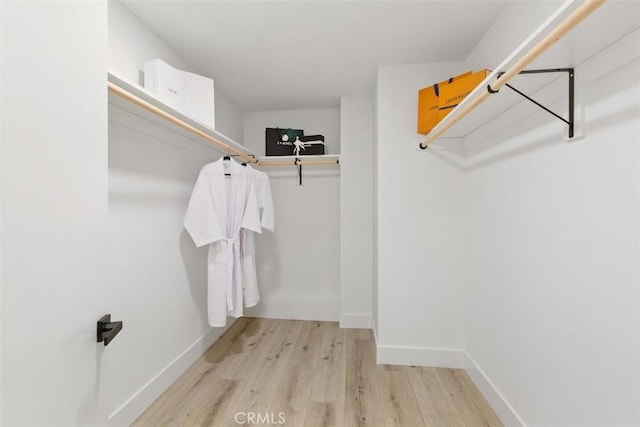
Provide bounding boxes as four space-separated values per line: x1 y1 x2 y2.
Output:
419 0 605 149
108 82 339 168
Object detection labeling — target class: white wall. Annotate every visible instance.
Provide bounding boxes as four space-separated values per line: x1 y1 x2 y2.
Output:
243 109 341 321
214 90 244 143
0 1 4 424
340 97 374 328
108 0 243 142
466 0 640 74
466 52 640 427
1 1 109 425
375 62 467 366
106 3 242 424
108 0 193 85
372 86 380 337
107 104 232 426
464 0 563 72
462 7 640 426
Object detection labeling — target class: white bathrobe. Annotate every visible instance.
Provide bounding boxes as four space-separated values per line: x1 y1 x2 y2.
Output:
240 165 275 308
184 158 262 327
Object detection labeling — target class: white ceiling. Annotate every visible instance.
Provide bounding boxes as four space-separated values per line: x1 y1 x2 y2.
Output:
122 0 509 111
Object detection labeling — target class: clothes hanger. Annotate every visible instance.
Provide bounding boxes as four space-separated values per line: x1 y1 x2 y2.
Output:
223 154 231 176
222 155 245 173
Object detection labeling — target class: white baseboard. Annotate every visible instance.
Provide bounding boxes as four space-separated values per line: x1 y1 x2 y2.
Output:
371 322 380 363
376 344 465 368
108 320 235 427
372 322 378 343
339 313 372 329
245 298 340 322
373 342 523 424
464 353 526 427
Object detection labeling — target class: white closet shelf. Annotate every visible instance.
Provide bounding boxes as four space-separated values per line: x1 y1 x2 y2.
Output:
107 72 340 168
419 0 633 146
108 72 252 158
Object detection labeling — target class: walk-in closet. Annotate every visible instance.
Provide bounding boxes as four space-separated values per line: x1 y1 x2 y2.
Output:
1 0 639 426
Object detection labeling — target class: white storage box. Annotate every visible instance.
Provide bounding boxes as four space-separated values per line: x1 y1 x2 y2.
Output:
143 58 215 129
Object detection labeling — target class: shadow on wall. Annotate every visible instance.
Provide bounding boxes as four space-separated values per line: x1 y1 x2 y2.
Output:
421 90 564 172
109 108 218 182
253 223 282 296
265 169 341 180
179 229 209 325
463 82 640 171
450 58 640 172
465 124 560 172
586 101 639 135
108 185 191 205
75 346 104 426
424 145 467 172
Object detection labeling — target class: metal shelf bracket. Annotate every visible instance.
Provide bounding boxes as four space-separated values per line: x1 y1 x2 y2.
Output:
493 68 575 139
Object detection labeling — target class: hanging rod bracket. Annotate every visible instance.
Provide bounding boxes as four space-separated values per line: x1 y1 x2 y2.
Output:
294 158 303 186
497 68 574 138
487 84 500 94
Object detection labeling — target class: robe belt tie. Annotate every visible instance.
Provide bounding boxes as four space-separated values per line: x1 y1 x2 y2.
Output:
223 237 242 311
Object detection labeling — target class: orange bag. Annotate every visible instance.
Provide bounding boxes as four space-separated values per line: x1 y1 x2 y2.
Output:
417 71 472 135
438 69 491 120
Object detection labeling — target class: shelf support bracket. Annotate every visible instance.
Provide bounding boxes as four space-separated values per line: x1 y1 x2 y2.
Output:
492 68 574 138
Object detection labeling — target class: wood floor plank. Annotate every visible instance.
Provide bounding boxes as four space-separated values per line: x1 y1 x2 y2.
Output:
133 319 503 427
349 328 372 341
379 365 427 427
437 368 494 426
216 320 305 426
344 335 385 427
269 321 325 426
220 318 281 381
407 366 466 426
132 317 257 427
166 378 239 427
452 370 503 426
303 402 338 427
309 322 346 403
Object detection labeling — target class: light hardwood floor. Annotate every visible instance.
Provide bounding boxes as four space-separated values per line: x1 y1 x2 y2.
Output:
133 318 502 427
